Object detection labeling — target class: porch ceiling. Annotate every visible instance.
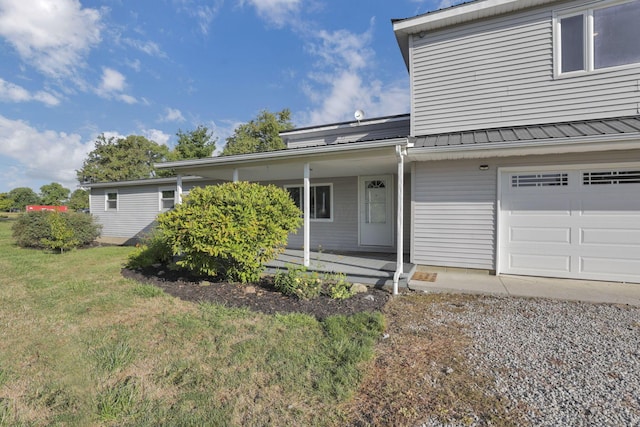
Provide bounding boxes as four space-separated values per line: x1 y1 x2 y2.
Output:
172 146 402 182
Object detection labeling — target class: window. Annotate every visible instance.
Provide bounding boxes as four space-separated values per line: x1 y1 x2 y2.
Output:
160 189 176 211
511 173 568 188
583 170 640 185
105 191 118 210
556 0 640 75
286 184 332 220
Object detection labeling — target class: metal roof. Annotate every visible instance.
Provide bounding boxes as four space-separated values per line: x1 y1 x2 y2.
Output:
414 116 640 148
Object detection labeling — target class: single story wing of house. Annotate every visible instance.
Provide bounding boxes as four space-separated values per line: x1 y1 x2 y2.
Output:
87 0 640 286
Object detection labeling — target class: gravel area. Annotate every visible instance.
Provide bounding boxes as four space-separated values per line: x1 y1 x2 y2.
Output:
423 296 640 426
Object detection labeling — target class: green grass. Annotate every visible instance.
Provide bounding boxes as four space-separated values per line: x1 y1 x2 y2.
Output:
0 219 383 426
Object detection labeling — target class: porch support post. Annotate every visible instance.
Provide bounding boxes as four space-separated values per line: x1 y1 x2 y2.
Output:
176 174 183 205
232 168 239 182
303 162 310 267
393 145 405 295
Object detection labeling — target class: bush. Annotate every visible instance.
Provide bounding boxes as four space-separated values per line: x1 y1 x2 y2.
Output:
12 211 102 251
157 182 302 283
274 266 355 300
127 229 173 269
274 265 322 300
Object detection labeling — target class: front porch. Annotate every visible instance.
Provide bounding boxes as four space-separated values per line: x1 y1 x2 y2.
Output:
265 249 416 288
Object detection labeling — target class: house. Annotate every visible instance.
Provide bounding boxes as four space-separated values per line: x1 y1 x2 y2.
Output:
88 0 640 287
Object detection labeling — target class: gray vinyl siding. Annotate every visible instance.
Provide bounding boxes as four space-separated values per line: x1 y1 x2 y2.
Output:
266 175 411 253
91 179 220 240
412 160 496 269
410 0 640 135
91 186 161 240
411 148 640 270
270 177 361 252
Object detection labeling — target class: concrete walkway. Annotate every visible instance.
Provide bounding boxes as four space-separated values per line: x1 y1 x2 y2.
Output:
409 271 640 307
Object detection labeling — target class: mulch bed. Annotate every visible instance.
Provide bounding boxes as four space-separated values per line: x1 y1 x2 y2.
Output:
122 266 392 320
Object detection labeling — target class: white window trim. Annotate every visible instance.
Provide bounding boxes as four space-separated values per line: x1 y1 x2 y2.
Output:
104 189 118 211
284 183 334 223
158 186 176 211
553 0 640 78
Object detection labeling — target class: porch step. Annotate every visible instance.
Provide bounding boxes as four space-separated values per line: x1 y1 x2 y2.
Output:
264 250 416 288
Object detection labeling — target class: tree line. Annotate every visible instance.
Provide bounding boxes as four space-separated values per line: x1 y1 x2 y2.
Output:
1 109 293 212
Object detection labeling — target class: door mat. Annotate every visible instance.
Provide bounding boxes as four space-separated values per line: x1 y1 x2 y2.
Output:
412 272 437 282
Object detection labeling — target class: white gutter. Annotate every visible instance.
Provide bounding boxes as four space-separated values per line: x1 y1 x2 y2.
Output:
392 144 407 296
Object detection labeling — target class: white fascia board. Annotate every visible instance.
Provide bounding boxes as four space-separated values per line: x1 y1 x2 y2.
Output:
407 134 640 161
156 138 409 170
85 175 203 189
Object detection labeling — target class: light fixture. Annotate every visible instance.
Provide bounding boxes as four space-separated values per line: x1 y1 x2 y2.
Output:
479 164 489 171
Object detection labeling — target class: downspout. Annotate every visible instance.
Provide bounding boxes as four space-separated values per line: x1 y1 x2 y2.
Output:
303 162 310 267
393 144 406 295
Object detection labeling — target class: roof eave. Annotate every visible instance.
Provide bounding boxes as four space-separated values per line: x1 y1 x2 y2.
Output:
156 137 409 171
407 134 640 161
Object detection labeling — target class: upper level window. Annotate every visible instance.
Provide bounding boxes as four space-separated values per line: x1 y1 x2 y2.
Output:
285 184 332 221
105 191 118 211
556 0 640 75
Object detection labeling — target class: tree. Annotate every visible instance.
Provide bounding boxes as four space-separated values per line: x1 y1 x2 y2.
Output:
221 109 294 156
68 189 90 211
40 182 70 206
0 193 12 212
172 125 216 160
8 187 40 210
76 134 171 184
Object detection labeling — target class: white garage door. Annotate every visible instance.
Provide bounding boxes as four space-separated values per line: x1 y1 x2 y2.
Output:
499 166 640 283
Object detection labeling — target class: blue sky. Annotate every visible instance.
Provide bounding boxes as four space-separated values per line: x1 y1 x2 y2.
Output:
0 0 453 194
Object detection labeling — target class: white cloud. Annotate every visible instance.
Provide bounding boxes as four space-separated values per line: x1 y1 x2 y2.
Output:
161 107 186 123
0 78 60 106
299 19 409 125
122 38 165 57
0 114 94 190
96 67 137 104
0 0 103 79
143 128 172 146
176 0 223 34
240 0 301 27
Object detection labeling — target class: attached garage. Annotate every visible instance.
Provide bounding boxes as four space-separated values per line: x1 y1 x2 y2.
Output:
499 165 640 283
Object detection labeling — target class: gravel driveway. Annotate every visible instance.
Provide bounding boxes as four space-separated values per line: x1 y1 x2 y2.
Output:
425 296 640 426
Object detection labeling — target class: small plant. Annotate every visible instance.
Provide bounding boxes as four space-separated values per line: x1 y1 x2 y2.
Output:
274 265 322 300
126 229 173 269
274 266 355 300
40 211 78 253
325 272 354 300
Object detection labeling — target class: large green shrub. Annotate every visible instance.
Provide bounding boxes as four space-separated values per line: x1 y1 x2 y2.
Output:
12 211 102 251
157 182 302 283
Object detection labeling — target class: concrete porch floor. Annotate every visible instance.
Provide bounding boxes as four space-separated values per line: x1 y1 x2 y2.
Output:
264 249 416 287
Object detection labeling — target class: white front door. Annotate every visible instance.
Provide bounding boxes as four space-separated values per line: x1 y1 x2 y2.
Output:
359 175 393 247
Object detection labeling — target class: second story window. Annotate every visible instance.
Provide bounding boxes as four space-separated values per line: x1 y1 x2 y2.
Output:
556 0 640 75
